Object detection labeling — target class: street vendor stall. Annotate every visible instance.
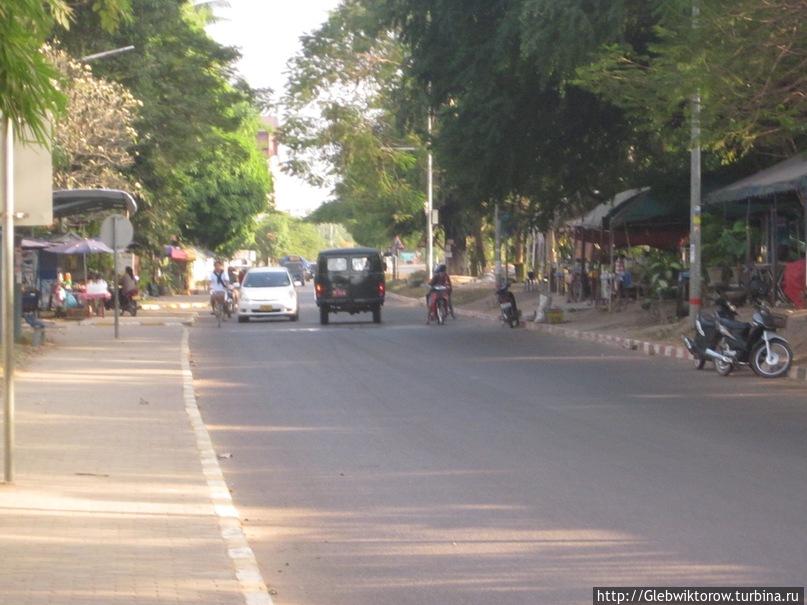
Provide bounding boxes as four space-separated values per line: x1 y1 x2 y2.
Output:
706 153 807 307
45 238 114 316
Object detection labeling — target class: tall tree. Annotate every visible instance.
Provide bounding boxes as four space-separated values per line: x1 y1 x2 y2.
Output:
180 106 272 255
55 0 271 256
0 0 130 141
282 1 427 249
373 0 660 226
576 0 807 160
48 47 140 191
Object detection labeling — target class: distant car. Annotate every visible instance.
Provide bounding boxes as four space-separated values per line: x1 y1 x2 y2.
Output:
237 266 299 323
314 247 385 324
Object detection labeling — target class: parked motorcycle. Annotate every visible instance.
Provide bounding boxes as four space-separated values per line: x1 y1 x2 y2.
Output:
682 298 738 370
496 283 519 328
427 285 450 325
711 304 792 378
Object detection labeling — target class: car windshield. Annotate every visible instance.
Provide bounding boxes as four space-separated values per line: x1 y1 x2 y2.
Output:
243 272 290 288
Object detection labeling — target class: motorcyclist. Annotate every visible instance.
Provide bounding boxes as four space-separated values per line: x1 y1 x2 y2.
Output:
119 266 138 309
427 264 454 321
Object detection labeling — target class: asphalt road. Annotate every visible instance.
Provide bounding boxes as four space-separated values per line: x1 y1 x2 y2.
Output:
190 287 806 605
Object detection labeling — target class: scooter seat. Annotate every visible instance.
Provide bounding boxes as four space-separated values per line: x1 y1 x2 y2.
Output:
697 312 716 328
720 317 750 335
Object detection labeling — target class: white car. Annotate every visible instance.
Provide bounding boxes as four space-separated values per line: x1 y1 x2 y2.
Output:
237 266 299 323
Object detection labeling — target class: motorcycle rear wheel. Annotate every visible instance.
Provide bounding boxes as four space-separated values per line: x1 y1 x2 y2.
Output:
750 338 792 378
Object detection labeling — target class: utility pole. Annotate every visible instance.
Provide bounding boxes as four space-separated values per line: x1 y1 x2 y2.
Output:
2 116 15 483
494 203 502 284
688 0 702 326
426 111 434 280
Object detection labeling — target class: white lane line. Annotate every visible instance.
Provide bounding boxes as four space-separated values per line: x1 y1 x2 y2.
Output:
181 328 274 605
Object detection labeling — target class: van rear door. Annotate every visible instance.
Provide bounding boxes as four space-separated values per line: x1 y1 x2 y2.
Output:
349 253 383 300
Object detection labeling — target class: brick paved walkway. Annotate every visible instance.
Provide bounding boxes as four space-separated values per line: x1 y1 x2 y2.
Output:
0 325 261 605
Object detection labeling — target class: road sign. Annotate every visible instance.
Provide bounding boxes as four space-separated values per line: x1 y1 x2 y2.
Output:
0 123 53 227
99 214 134 250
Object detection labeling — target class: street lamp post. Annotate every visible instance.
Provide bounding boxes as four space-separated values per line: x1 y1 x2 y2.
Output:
80 45 135 62
688 0 702 327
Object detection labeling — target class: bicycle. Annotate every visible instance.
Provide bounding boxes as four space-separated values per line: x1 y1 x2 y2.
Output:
212 291 226 327
744 264 791 305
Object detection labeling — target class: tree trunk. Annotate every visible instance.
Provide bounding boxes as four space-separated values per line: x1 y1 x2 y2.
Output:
446 236 467 275
513 229 526 282
471 222 486 277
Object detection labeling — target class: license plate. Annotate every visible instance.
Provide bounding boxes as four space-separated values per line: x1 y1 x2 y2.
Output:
500 302 512 311
259 304 275 312
333 288 347 297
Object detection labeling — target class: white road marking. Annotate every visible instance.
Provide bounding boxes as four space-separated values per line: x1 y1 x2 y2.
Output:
181 328 274 605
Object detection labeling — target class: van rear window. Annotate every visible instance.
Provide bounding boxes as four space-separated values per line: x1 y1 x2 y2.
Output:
326 257 348 272
351 257 370 272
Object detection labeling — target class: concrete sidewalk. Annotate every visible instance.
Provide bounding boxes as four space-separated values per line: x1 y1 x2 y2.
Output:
0 324 270 605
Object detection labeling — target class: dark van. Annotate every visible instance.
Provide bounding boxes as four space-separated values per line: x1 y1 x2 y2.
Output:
278 255 307 285
314 247 386 324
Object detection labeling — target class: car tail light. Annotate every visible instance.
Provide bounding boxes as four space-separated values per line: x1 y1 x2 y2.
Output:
315 283 324 297
378 282 385 296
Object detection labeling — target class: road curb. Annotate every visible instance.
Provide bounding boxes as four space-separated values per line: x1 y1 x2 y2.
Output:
141 302 209 311
181 328 274 605
395 293 807 384
524 320 807 383
78 316 197 327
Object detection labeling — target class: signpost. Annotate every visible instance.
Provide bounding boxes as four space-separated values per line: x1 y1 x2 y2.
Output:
1 118 53 484
100 214 134 339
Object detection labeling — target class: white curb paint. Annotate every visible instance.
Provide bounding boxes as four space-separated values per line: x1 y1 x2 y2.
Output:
181 328 274 605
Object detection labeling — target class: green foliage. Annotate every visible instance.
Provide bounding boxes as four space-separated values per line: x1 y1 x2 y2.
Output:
282 2 427 249
0 0 129 143
702 216 751 269
634 248 683 301
55 0 271 256
249 212 328 264
371 0 657 229
575 0 807 160
180 106 272 255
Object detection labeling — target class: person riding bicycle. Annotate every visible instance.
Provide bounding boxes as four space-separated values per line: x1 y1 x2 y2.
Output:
427 264 454 320
208 260 232 314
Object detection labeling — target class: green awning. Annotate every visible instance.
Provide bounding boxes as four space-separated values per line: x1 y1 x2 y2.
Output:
706 153 807 205
606 188 689 229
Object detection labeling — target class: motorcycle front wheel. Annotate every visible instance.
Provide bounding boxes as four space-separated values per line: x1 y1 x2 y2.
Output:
436 300 447 325
751 338 792 378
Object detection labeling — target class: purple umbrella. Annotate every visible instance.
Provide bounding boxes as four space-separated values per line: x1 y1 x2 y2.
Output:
21 238 53 250
45 238 114 281
45 238 114 255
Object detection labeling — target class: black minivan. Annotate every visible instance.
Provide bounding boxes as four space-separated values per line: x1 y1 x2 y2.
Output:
314 247 386 324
